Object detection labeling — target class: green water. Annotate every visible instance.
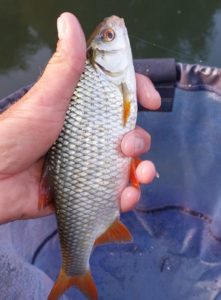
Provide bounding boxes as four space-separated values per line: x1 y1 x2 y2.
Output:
0 0 221 98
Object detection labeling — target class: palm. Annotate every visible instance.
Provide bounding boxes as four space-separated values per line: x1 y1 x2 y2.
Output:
0 158 53 223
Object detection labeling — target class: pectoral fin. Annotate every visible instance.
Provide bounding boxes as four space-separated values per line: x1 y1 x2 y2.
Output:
48 269 97 300
123 97 131 126
121 83 131 126
95 218 132 246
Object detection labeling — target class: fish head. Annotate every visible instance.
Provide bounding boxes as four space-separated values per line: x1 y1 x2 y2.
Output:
87 15 135 87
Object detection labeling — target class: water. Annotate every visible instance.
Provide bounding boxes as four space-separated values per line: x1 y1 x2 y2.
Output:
0 0 221 98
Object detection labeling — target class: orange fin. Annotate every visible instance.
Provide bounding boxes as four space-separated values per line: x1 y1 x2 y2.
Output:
95 218 132 246
48 269 97 300
39 159 53 210
121 83 131 126
123 97 131 126
130 157 142 189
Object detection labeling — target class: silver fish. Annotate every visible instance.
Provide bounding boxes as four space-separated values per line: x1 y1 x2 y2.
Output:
47 15 137 300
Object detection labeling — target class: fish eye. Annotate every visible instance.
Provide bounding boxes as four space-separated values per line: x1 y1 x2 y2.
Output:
101 28 115 42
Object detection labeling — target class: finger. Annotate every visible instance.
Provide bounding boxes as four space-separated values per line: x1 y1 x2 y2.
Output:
121 126 151 157
120 160 157 212
0 13 86 176
136 160 156 184
120 186 141 212
136 73 161 110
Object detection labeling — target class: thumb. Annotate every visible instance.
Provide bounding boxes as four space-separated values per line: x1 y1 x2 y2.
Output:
0 12 86 177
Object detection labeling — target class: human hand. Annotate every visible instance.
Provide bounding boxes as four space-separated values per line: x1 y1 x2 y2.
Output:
0 13 160 224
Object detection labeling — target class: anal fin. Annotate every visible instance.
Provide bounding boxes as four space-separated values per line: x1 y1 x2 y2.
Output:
95 218 132 246
48 269 97 300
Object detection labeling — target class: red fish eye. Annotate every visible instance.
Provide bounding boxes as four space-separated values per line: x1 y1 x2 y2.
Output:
102 28 115 42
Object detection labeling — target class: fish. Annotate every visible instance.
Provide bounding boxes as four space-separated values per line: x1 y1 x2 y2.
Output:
44 15 138 300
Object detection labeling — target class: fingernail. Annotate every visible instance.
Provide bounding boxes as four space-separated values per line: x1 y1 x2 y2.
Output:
135 136 146 153
156 171 160 179
145 85 159 100
57 15 66 39
154 89 160 99
145 88 151 100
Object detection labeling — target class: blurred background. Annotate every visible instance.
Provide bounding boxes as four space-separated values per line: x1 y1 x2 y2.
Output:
0 0 221 98
1 2 221 299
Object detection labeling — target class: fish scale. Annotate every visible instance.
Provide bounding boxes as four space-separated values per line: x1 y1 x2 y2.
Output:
48 59 137 277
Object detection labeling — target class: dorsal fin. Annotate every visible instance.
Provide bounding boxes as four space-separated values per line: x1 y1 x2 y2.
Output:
39 158 54 209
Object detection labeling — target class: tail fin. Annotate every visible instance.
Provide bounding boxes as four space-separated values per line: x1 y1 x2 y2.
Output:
48 268 98 300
